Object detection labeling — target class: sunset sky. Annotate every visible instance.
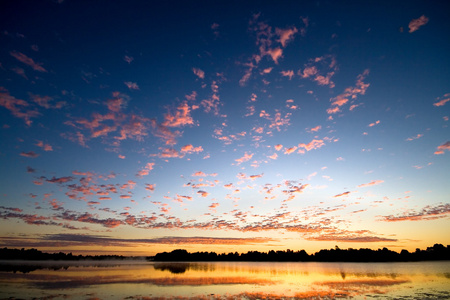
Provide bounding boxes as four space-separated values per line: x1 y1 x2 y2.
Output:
0 0 449 256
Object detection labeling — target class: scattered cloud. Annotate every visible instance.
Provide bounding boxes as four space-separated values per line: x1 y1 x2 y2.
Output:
20 151 39 158
35 140 53 151
406 134 423 141
327 70 370 115
124 81 139 90
136 162 155 178
276 26 298 47
408 15 429 33
0 88 40 126
192 68 205 79
433 93 450 107
368 120 380 127
10 51 47 72
357 180 384 188
235 152 253 165
379 203 450 222
434 141 450 155
333 191 352 198
124 55 134 64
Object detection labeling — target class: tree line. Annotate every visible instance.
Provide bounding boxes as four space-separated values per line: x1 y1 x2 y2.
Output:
152 244 450 262
0 247 127 261
1 244 449 262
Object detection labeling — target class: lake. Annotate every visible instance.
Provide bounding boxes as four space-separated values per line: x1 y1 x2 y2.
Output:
0 260 449 299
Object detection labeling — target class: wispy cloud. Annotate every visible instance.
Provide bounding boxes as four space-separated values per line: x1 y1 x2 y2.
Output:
124 81 139 90
379 203 450 222
0 88 40 126
20 151 39 158
136 162 155 178
408 15 429 33
357 180 384 188
333 191 353 198
434 141 450 155
192 68 205 79
327 70 370 115
124 55 134 64
10 51 47 72
235 152 253 165
368 120 380 127
35 140 53 151
406 134 423 141
275 26 298 47
433 93 450 107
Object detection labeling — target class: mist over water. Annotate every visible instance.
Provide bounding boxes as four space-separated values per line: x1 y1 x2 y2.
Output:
1 260 449 299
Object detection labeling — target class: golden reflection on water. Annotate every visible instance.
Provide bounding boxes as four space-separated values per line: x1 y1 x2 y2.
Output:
0 261 449 299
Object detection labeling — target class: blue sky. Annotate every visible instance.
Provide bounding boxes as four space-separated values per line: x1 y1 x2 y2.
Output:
0 0 449 255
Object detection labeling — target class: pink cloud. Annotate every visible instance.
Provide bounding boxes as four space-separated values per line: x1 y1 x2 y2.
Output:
276 26 298 47
124 55 134 64
180 144 203 154
357 180 384 188
406 134 423 141
368 120 380 127
326 106 340 114
380 203 450 222
200 82 222 116
197 190 209 197
314 72 335 88
136 162 155 177
433 93 450 107
0 88 40 126
333 191 352 198
249 174 264 180
20 151 39 158
299 66 318 78
192 68 205 79
266 47 283 64
10 51 47 72
268 153 278 160
11 67 27 79
434 141 450 155
280 70 294 80
208 202 220 212
192 171 206 177
284 146 297 155
274 144 283 151
235 152 253 165
46 176 74 184
268 112 291 131
162 102 194 127
328 70 370 114
145 184 155 192
35 140 53 151
150 120 179 146
408 15 429 33
124 81 139 90
29 94 66 109
298 139 325 151
308 125 321 133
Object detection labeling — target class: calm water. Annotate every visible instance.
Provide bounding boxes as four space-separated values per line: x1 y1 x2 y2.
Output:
0 260 449 299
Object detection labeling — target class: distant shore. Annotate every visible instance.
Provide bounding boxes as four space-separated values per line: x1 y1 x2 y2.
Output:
151 244 450 262
1 244 449 263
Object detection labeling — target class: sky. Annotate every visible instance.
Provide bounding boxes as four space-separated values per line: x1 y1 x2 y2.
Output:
0 0 449 256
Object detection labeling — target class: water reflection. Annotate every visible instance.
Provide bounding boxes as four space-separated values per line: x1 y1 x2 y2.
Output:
0 261 448 299
153 262 216 274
